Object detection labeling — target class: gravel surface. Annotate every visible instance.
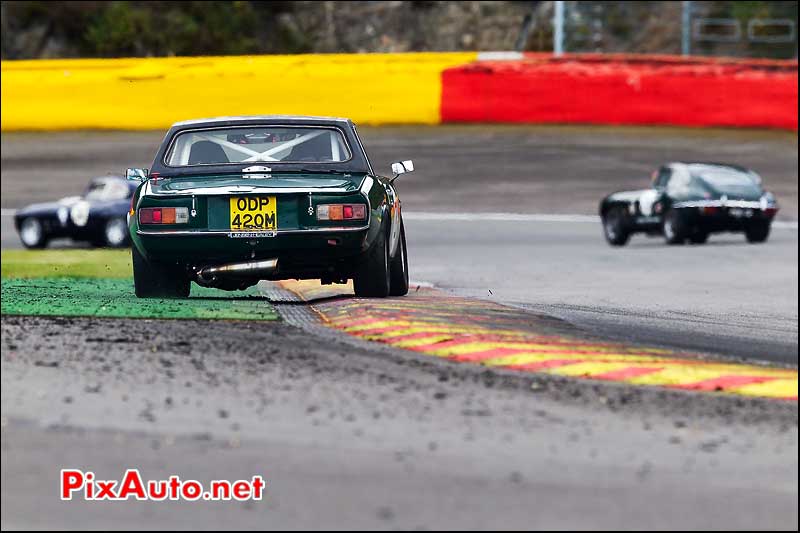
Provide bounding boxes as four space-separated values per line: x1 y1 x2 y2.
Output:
1 315 797 529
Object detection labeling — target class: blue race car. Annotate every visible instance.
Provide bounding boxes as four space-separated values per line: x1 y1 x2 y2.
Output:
14 176 137 248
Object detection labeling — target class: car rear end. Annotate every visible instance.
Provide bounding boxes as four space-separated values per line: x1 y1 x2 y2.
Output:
131 176 376 284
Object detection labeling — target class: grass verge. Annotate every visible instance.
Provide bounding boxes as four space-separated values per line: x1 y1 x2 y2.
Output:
1 250 278 321
1 249 132 278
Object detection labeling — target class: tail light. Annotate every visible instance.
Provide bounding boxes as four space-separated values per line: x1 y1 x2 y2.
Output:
316 204 367 221
139 207 189 225
764 207 779 217
701 206 719 214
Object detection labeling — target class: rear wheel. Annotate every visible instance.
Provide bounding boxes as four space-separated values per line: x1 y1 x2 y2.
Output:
353 223 391 298
132 245 190 298
389 221 409 296
663 209 688 245
19 217 48 249
602 207 630 246
745 221 770 244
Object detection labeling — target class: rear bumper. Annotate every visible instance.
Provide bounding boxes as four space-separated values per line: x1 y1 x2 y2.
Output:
671 200 778 231
135 226 370 279
689 208 775 232
697 215 772 233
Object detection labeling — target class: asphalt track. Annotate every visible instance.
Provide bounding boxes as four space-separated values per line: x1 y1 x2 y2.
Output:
1 126 798 529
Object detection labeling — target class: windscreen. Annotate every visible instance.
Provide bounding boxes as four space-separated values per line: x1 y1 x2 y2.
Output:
165 127 351 166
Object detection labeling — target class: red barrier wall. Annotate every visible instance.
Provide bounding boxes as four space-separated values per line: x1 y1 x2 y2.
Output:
441 54 798 130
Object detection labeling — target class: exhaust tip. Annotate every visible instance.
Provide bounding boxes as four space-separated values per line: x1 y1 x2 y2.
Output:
196 258 279 283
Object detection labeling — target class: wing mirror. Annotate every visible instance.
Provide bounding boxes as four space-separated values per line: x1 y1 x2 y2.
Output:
126 168 149 182
390 160 414 182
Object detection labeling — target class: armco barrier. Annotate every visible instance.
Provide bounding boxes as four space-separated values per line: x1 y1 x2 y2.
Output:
441 53 798 130
1 52 796 131
0 53 476 130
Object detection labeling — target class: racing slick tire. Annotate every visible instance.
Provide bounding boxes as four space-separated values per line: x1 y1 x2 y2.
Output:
689 230 709 245
602 207 631 246
389 220 409 296
745 221 771 244
102 217 130 248
132 245 190 298
663 208 689 245
353 222 391 298
19 217 48 249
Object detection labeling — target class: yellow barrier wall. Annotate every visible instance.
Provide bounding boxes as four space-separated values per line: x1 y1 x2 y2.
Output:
0 53 476 130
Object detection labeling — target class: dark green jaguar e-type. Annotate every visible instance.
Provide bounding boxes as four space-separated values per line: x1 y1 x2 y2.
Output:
127 116 411 298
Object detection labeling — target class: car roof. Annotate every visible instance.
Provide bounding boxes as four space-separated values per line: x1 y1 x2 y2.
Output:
171 115 352 127
152 115 372 176
89 175 137 191
670 161 753 174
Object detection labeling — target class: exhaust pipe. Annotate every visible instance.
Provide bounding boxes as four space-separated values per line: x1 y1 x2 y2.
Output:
197 258 279 283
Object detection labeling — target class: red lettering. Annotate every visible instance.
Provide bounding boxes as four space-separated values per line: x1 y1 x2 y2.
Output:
118 469 146 500
232 481 250 500
61 469 84 500
148 480 168 500
182 480 202 501
169 476 181 499
95 480 118 500
251 476 266 500
211 480 230 500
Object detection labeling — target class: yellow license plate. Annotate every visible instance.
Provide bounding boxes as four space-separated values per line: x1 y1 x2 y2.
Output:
230 196 277 232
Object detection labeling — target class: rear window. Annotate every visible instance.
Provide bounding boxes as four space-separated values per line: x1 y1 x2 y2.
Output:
165 127 351 167
690 166 762 195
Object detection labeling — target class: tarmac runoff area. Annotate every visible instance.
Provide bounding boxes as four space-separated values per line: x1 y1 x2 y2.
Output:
0 126 797 529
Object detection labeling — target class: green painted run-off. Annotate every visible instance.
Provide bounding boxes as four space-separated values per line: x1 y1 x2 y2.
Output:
1 278 279 321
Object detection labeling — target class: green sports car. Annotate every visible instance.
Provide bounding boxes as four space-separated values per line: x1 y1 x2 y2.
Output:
127 116 411 298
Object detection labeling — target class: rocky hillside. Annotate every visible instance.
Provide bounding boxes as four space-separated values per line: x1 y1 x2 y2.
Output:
1 1 796 59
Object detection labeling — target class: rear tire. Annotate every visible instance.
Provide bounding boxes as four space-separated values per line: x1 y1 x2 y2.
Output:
132 245 190 298
389 221 409 296
353 223 391 298
602 207 630 246
663 209 688 245
745 221 770 244
19 217 48 249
